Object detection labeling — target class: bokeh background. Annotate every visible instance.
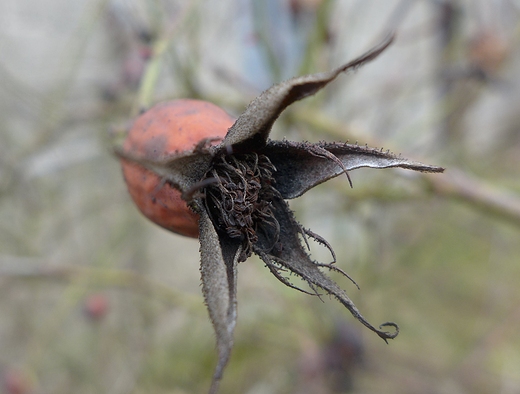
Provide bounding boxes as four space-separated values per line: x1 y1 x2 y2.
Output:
1 0 520 393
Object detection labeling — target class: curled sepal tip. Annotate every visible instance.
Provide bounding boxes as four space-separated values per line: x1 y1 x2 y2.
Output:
377 322 400 343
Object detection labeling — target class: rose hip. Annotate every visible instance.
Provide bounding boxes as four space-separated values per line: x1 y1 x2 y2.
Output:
120 99 234 237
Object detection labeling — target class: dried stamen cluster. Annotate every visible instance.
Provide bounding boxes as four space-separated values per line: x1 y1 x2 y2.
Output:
203 153 280 262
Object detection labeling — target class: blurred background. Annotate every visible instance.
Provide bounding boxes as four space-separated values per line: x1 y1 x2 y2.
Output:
1 0 520 393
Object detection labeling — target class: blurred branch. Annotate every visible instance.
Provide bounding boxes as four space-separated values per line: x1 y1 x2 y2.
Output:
425 169 520 227
134 36 170 114
0 261 202 310
133 1 198 115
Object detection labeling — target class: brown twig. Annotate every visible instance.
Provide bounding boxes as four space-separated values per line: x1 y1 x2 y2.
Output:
425 169 520 227
0 262 202 309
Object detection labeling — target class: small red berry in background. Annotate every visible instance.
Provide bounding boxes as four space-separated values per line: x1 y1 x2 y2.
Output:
83 293 110 321
468 30 509 75
120 99 234 238
2 369 33 394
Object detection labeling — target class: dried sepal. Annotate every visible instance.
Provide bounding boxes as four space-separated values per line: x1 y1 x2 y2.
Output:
198 207 242 394
253 194 398 341
221 34 395 151
115 145 214 194
265 140 445 199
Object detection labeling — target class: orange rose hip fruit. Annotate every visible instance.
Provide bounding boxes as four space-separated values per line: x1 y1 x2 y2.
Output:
120 99 235 238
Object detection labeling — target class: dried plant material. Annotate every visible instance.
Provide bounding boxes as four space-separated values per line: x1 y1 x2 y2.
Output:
116 33 444 394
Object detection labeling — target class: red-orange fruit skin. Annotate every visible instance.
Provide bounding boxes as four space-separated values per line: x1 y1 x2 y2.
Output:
121 99 235 238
